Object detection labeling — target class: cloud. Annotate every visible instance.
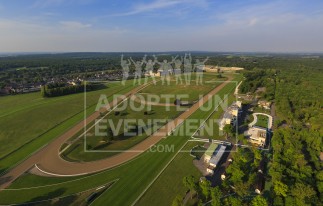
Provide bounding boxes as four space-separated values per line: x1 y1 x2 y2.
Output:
0 18 128 52
60 21 92 29
212 0 323 28
32 0 66 8
42 12 59 17
32 0 94 8
113 0 208 16
1 0 323 52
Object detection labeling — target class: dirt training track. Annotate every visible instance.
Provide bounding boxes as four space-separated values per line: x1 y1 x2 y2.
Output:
0 76 233 189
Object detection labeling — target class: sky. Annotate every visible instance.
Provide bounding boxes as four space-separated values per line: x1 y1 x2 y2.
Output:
0 0 323 52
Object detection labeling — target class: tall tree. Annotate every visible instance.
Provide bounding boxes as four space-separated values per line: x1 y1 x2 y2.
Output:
251 195 268 206
210 187 222 206
223 196 242 206
273 181 288 197
290 183 316 203
199 179 211 200
223 124 233 139
171 195 183 206
183 176 197 199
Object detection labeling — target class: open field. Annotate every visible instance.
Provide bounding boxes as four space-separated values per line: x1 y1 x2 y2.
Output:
254 114 269 128
136 141 202 206
139 74 227 103
136 82 243 206
62 98 184 161
0 74 241 205
0 80 136 172
62 75 229 162
8 172 86 188
190 144 206 160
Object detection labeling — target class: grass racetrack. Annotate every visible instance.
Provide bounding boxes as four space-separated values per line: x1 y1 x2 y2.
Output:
139 73 226 103
0 80 136 172
0 74 242 206
61 74 227 162
62 99 184 161
136 141 202 206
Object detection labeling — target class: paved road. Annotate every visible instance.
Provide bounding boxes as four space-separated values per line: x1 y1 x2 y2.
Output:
0 77 233 189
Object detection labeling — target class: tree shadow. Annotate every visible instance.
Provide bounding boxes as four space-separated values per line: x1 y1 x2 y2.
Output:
0 168 8 175
27 188 66 203
52 194 78 206
93 141 111 150
120 112 129 116
0 175 13 186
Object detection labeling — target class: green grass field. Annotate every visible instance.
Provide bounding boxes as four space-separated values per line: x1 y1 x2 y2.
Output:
255 114 269 128
62 74 227 161
0 80 136 172
190 144 206 160
139 73 226 103
136 141 202 206
0 74 242 206
194 92 237 140
135 83 243 206
62 99 184 161
8 172 87 188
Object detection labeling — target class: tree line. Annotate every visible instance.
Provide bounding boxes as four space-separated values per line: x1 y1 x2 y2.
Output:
41 82 105 97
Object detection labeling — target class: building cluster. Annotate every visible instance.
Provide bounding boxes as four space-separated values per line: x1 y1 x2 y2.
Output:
145 70 161 77
258 100 271 110
87 71 125 81
0 71 127 96
0 82 42 95
246 126 267 147
219 101 242 130
204 66 244 73
203 143 227 175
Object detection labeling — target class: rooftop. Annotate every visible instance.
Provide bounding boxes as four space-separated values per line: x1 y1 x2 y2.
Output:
205 143 218 157
247 126 267 138
209 145 226 167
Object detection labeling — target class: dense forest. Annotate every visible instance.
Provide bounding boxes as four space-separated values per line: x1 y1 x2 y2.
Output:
269 67 322 206
239 58 323 205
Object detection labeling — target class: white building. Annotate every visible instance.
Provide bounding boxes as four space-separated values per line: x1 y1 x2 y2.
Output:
209 145 226 168
219 101 242 130
203 144 227 175
247 126 267 147
258 100 271 110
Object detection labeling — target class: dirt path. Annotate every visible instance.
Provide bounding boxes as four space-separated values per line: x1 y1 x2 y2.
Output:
0 77 233 189
0 83 148 189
